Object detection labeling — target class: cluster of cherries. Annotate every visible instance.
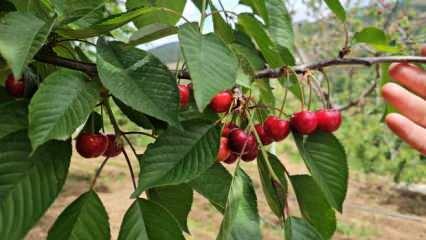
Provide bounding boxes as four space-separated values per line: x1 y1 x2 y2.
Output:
4 74 25 98
179 84 342 164
217 109 342 164
76 133 123 159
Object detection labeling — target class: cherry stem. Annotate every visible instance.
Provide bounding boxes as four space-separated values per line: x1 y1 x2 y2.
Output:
122 149 137 190
279 74 290 118
90 157 110 189
321 69 332 108
123 131 157 139
307 75 313 110
103 98 121 136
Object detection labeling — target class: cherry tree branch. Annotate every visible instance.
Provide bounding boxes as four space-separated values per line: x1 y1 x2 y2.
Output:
34 48 426 79
338 82 378 111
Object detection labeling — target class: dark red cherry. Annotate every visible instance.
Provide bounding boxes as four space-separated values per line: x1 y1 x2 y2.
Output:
241 147 259 162
224 153 238 164
76 133 108 158
5 74 25 98
316 109 342 132
290 111 318 135
210 91 233 113
254 124 273 145
222 123 238 137
228 129 257 154
178 84 190 108
103 134 123 157
264 116 291 141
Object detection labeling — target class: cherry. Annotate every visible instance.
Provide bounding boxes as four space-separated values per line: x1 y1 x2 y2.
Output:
76 133 108 158
5 74 25 98
254 124 273 145
217 137 231 162
290 111 318 135
178 84 190 108
222 123 238 137
224 153 238 164
103 134 123 157
241 147 259 162
228 129 257 154
263 116 291 142
316 109 342 132
210 90 233 113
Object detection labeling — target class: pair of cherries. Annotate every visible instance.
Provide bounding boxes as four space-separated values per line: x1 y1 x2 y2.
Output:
217 124 259 164
4 74 25 98
290 109 342 134
76 133 123 159
179 84 233 113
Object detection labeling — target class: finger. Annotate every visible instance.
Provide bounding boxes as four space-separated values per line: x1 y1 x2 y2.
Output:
385 113 426 156
389 63 426 98
382 83 426 127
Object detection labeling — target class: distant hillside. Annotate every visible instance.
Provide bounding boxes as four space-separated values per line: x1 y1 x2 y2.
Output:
149 42 180 64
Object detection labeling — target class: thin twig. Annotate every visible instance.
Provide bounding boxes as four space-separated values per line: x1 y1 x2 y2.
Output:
122 148 137 190
338 82 378 111
123 131 156 139
90 157 110 189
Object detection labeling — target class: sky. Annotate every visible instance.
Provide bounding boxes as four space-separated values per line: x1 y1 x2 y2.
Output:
141 0 370 49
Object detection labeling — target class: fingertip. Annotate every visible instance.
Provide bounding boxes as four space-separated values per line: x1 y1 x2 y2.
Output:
381 82 399 99
385 113 402 128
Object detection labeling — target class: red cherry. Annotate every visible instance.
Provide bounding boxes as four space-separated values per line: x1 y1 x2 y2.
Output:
76 133 108 158
254 124 273 145
217 137 231 162
228 129 257 154
178 84 190 108
263 116 290 142
291 111 318 135
210 91 233 113
224 153 238 164
242 147 259 162
5 74 25 98
316 109 342 132
103 134 123 157
222 123 238 137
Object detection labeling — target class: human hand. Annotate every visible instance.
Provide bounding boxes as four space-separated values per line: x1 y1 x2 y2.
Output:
382 46 426 155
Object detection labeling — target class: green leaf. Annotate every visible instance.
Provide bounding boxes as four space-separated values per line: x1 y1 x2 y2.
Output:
285 217 324 240
0 131 71 240
290 175 336 239
265 0 294 50
29 69 100 151
51 0 105 27
323 0 346 22
239 0 268 23
114 97 162 130
56 7 169 39
129 24 178 46
96 39 180 127
217 167 261 240
257 152 288 219
190 163 232 212
210 4 235 44
133 120 220 196
353 27 400 53
237 14 287 67
118 198 185 240
178 23 238 111
47 190 110 240
293 131 348 212
126 0 186 28
0 100 28 139
0 12 55 78
148 184 193 233
8 0 51 19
